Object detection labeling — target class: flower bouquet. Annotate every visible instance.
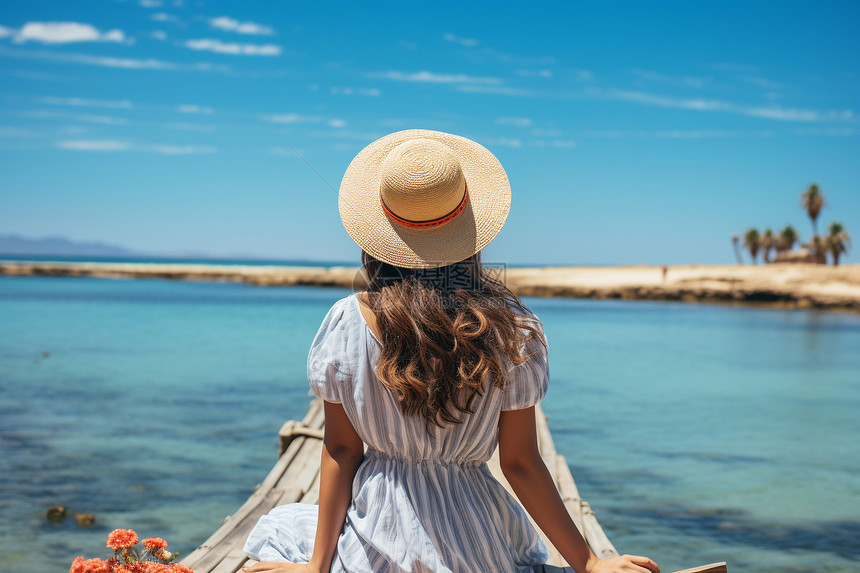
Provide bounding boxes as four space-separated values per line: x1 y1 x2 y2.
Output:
69 528 194 573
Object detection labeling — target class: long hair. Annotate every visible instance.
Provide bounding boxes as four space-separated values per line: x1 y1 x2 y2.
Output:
360 250 546 434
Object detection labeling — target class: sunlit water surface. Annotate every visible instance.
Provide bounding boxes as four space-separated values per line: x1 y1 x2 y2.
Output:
1 276 857 572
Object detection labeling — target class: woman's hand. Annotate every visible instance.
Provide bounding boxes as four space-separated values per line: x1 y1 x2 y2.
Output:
241 561 322 573
588 554 660 573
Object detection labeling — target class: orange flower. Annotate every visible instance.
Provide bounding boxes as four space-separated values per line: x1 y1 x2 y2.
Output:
172 564 194 573
68 558 109 573
107 529 139 550
135 564 172 573
143 537 168 550
88 559 111 573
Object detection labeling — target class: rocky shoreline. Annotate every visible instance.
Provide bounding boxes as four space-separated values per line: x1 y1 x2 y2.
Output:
2 260 859 313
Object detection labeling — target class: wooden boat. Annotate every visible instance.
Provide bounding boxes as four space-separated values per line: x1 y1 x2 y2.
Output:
180 399 726 573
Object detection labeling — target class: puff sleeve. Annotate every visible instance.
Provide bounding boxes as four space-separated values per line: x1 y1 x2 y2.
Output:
500 312 550 411
307 297 353 404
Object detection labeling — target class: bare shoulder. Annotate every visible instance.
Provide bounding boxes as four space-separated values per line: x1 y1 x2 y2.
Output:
355 290 371 312
355 291 383 341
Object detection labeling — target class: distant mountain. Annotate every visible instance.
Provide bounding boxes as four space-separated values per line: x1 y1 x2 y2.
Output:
0 234 347 264
0 234 140 257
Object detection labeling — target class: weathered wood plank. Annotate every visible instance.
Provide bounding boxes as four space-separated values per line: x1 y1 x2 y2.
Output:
535 405 559 475
581 501 619 559
299 470 322 505
273 438 324 502
556 454 584 536
207 546 254 573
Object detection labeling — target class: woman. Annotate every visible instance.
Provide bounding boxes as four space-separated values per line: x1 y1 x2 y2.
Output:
243 130 660 573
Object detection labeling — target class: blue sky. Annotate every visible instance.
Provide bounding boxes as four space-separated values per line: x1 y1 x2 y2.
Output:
1 0 858 265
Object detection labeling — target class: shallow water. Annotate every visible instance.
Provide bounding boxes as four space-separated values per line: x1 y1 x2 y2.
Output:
1 276 858 572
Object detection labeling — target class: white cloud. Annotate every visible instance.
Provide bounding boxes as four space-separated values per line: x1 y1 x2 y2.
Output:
151 13 180 23
743 106 853 122
443 33 478 47
654 130 742 139
0 46 231 73
328 119 346 128
330 87 381 97
56 139 131 151
37 96 133 109
209 16 274 36
631 69 710 88
607 89 730 111
142 144 216 154
151 30 167 40
605 88 854 122
177 104 214 114
9 22 126 44
55 139 216 153
7 70 60 81
497 117 532 127
793 127 858 136
0 126 36 138
139 0 163 7
456 85 535 96
0 25 14 38
516 69 552 78
102 29 125 43
264 113 323 124
465 47 555 67
371 70 501 84
184 38 281 56
483 137 522 148
19 109 129 125
741 75 782 90
587 129 771 139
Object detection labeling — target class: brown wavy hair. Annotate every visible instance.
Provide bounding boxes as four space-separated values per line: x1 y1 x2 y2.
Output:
360 250 546 433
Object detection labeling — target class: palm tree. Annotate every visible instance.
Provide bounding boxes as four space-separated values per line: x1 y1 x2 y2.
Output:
800 183 826 237
731 234 742 264
743 228 760 263
809 235 827 264
777 225 799 254
760 229 775 263
826 222 851 266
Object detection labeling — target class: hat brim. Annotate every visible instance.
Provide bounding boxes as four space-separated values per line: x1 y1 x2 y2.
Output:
339 129 511 269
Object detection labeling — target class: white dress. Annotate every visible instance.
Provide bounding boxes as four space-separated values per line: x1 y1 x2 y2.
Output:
244 292 553 572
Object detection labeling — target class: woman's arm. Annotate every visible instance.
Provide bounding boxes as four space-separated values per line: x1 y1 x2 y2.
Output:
245 400 364 573
499 407 660 573
308 400 365 571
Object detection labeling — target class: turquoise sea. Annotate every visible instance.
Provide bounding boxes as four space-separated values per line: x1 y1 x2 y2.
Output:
1 273 858 572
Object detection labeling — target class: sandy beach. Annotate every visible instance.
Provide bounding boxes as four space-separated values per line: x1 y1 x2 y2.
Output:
3 259 859 313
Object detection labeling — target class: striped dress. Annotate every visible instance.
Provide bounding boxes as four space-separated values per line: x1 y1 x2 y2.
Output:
244 292 553 572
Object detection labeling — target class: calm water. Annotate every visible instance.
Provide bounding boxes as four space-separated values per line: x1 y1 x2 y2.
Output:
1 275 858 572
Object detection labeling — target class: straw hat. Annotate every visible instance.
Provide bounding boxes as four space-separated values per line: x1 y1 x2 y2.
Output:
338 129 511 269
